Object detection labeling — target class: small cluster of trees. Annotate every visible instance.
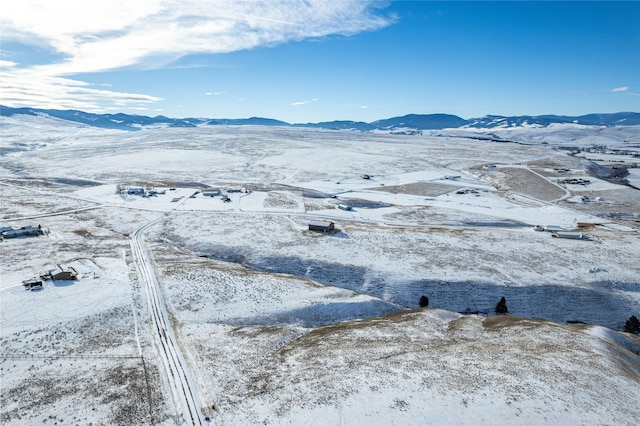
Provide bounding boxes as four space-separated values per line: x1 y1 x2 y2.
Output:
417 295 638 335
418 295 509 315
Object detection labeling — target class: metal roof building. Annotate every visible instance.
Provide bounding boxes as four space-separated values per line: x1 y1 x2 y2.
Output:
1 226 43 239
309 220 335 233
50 264 79 281
202 188 221 197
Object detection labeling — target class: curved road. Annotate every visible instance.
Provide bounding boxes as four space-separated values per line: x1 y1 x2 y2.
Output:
131 218 207 425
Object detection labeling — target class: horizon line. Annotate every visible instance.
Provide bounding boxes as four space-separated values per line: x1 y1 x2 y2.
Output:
1 104 639 125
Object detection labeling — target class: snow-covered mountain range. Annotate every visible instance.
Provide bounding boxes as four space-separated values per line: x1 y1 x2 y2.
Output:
2 105 638 132
2 106 639 425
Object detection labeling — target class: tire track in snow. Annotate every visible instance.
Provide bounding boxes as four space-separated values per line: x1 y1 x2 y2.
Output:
132 217 207 425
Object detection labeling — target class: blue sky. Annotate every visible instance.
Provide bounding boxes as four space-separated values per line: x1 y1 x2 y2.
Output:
1 1 638 122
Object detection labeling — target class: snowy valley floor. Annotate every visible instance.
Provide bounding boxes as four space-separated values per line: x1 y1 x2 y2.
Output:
1 121 639 425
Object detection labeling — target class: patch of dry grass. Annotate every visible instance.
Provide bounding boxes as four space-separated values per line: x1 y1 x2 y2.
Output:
0 357 167 425
483 167 566 201
263 191 301 209
370 181 458 196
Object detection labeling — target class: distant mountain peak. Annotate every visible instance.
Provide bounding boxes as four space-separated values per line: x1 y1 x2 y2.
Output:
370 113 469 130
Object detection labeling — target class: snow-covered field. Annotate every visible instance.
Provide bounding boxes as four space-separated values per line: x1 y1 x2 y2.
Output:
1 116 639 425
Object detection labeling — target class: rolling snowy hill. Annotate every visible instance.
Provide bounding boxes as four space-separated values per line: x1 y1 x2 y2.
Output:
2 105 638 132
1 113 638 425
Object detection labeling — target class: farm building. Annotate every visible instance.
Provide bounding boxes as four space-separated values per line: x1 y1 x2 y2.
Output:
309 220 335 233
552 231 584 240
22 278 43 290
50 264 79 281
127 186 145 195
577 222 598 228
533 225 565 232
337 204 353 211
202 188 221 197
456 188 479 195
1 225 43 239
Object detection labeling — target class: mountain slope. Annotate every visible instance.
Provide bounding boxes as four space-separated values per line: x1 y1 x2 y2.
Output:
294 120 375 131
1 105 638 132
203 117 291 127
371 113 469 130
466 112 640 128
0 106 201 130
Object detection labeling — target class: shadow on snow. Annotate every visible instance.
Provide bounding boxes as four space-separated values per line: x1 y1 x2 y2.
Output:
201 247 638 330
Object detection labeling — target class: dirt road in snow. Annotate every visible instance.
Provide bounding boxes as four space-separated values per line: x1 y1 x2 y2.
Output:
131 219 207 425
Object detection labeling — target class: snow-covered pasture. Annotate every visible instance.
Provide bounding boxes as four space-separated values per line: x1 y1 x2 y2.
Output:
151 211 639 330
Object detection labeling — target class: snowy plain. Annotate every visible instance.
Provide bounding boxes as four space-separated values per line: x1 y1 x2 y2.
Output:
1 115 639 425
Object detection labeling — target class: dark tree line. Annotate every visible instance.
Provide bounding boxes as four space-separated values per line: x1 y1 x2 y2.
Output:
418 295 511 315
418 294 638 334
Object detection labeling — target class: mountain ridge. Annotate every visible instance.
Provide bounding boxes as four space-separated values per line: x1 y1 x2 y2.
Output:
1 105 638 132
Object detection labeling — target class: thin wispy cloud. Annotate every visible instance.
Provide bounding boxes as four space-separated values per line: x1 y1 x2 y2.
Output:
1 1 394 112
611 86 629 93
0 69 162 111
0 60 18 68
291 98 319 106
205 91 225 96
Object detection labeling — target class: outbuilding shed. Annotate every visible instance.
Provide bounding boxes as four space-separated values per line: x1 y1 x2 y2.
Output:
1 226 43 238
552 231 584 240
202 188 221 197
22 278 43 289
50 264 79 281
534 225 565 232
309 220 335 233
127 186 145 195
577 222 597 228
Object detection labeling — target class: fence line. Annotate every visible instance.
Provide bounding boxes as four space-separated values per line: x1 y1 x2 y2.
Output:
1 353 142 361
